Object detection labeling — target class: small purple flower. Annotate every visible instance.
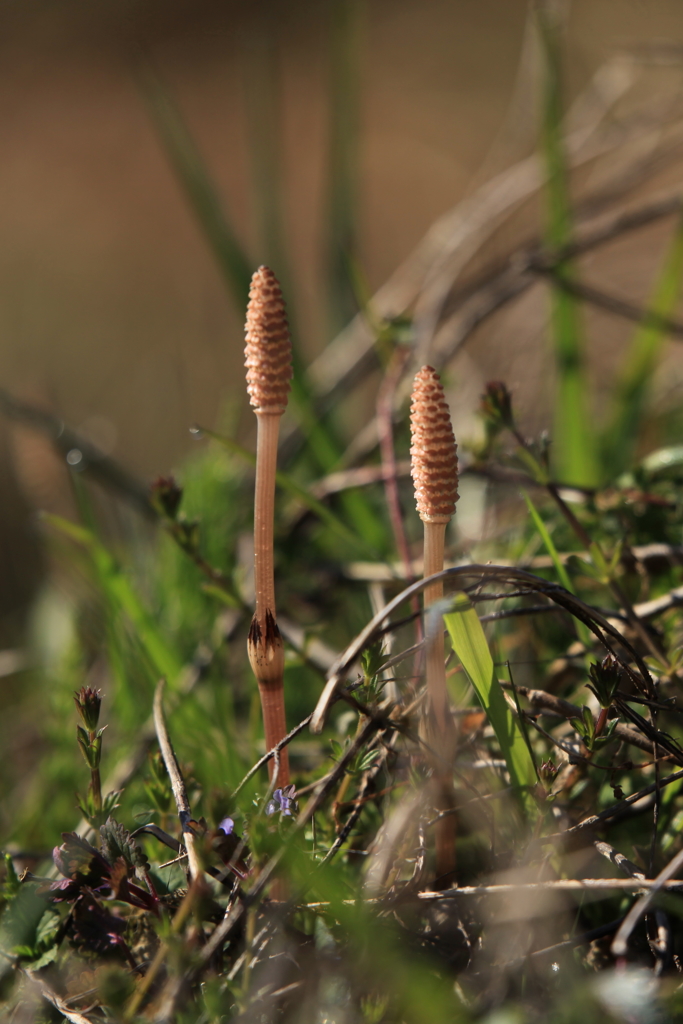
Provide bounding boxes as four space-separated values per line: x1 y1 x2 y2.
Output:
217 817 235 835
265 784 298 818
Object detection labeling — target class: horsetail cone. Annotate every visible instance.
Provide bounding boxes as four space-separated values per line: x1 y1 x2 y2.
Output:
245 265 293 414
244 266 292 782
410 366 459 735
410 366 459 524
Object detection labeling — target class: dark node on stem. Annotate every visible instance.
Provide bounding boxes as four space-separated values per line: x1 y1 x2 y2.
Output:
247 609 285 685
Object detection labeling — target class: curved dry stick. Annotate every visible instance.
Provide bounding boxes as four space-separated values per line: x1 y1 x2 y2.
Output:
311 564 655 732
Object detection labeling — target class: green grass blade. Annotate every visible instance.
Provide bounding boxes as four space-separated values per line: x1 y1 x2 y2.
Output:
242 23 289 293
522 490 573 593
138 64 252 311
44 514 183 687
141 60 346 476
602 213 683 476
536 5 598 488
240 23 330 461
140 59 380 526
444 595 537 812
326 0 362 339
523 490 592 646
197 426 380 558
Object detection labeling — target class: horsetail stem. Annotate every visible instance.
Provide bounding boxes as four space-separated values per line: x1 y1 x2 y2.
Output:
410 366 460 884
244 266 292 784
409 365 459 733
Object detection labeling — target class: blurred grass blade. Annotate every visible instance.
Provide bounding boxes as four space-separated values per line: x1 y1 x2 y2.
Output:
44 514 183 687
240 21 318 438
242 20 289 294
536 4 598 488
239 20 354 478
326 0 362 339
140 57 377 525
523 489 592 646
197 425 380 558
523 490 573 592
444 595 537 812
142 58 340 474
602 212 683 476
138 63 252 311
70 471 145 710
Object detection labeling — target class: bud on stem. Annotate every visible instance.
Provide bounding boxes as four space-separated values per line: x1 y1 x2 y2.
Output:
75 688 104 816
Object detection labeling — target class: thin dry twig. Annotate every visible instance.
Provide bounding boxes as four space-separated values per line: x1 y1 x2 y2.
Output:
418 878 683 898
594 840 646 880
26 972 97 1024
153 679 203 881
612 845 683 956
542 766 683 843
231 715 313 799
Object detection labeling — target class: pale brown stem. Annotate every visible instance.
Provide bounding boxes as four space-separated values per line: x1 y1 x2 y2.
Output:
423 520 448 733
259 682 289 785
253 412 280 621
422 518 456 884
250 410 289 785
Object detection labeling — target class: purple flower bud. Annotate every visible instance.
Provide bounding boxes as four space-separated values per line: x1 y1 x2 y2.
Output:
74 687 102 731
217 817 235 835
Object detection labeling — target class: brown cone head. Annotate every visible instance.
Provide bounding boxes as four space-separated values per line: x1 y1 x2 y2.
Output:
245 266 293 414
410 366 459 523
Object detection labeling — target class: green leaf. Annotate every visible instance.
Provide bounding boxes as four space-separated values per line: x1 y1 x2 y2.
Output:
100 818 150 873
444 595 537 813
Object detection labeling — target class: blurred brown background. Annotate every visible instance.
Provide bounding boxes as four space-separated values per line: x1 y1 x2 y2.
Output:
1 0 683 635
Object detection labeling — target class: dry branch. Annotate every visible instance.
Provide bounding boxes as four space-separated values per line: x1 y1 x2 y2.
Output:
153 680 203 881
